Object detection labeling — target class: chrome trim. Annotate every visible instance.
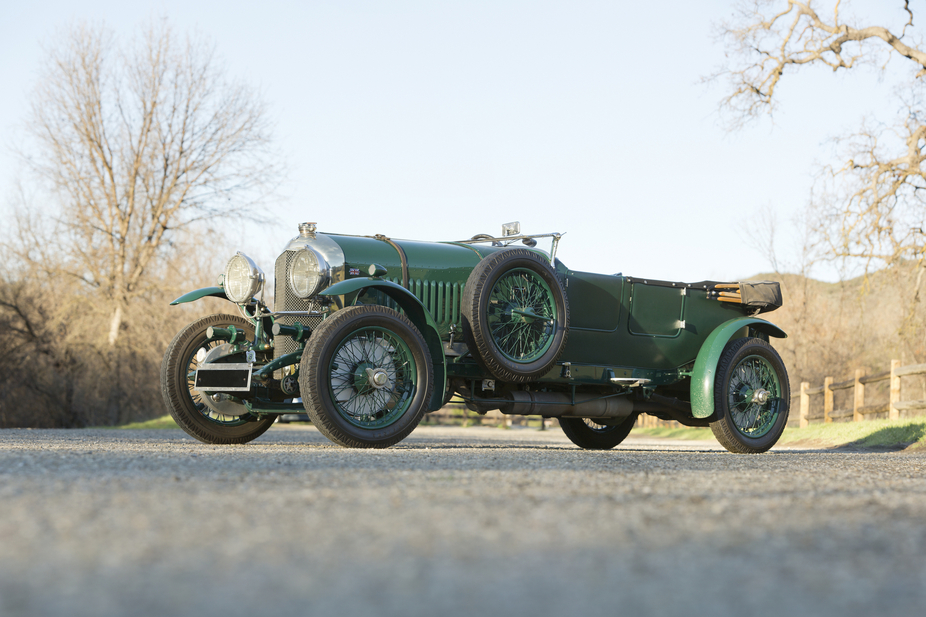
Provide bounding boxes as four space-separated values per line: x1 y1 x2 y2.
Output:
194 363 254 393
453 232 565 262
610 377 652 388
288 245 331 298
455 232 563 245
223 252 265 304
298 222 317 238
281 232 346 284
270 310 326 316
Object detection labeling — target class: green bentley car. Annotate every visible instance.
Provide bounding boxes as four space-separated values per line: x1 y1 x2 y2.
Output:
161 222 789 453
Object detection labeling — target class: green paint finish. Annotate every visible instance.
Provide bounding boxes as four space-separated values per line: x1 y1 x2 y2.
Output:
564 271 622 331
725 354 782 438
321 278 446 411
226 229 791 428
326 325 417 429
628 284 684 337
690 317 787 418
561 280 745 371
169 286 228 306
255 350 303 379
486 267 558 364
242 401 306 414
402 277 463 331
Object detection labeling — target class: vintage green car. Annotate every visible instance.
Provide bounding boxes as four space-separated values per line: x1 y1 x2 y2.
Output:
161 222 789 453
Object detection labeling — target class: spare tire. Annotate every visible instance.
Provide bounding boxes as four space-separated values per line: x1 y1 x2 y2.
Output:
462 248 569 382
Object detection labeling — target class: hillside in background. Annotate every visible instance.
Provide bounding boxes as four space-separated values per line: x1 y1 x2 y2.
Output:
751 264 926 403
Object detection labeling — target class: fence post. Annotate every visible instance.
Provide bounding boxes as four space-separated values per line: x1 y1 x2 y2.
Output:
853 368 865 423
890 359 901 421
800 382 809 428
823 376 834 423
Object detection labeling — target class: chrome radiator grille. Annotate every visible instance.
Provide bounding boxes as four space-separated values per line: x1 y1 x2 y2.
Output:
273 250 324 363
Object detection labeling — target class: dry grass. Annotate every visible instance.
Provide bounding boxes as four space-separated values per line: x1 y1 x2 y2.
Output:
778 418 926 450
114 415 180 430
634 418 926 450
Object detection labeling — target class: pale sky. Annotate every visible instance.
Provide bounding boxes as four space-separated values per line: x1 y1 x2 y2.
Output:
0 0 915 283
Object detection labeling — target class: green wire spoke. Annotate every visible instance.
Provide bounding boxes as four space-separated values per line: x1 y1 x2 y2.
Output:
327 326 417 429
726 355 781 439
485 268 558 364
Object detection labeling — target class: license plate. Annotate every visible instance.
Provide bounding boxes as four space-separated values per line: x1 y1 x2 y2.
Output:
194 363 253 392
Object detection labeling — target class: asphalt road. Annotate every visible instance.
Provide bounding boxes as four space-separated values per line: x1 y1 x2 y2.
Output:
1 424 924 617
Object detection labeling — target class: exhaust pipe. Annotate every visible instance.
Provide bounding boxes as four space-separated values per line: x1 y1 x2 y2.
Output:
498 391 634 419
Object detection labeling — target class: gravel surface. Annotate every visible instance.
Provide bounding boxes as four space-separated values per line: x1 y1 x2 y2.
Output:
1 424 925 617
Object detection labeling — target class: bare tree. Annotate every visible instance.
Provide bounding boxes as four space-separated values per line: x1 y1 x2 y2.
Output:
0 222 241 428
710 1 926 271
21 19 278 346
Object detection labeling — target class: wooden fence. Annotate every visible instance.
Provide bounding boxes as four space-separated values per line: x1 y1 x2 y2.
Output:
796 361 926 428
422 403 558 429
434 361 926 431
425 402 682 430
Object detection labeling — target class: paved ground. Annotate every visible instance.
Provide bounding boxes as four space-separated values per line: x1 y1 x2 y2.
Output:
1 424 924 617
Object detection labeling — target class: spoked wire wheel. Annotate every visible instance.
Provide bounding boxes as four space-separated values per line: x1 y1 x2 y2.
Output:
328 326 417 429
710 337 790 454
725 355 782 439
463 249 569 382
300 305 433 448
486 268 558 364
161 314 275 444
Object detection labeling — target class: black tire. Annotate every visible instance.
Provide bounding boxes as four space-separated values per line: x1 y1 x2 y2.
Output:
160 314 275 444
462 248 569 382
299 305 433 448
560 415 636 450
710 337 790 454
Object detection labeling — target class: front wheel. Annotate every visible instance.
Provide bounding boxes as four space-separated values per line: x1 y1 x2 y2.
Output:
160 314 275 444
299 305 434 448
560 415 637 450
710 337 790 454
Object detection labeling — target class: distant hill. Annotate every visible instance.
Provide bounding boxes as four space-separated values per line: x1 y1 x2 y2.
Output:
742 265 926 401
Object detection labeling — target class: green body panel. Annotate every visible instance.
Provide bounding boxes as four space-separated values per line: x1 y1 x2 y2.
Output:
169 286 228 305
321 235 788 402
559 274 764 372
326 235 541 339
689 317 788 418
321 277 447 412
179 230 788 422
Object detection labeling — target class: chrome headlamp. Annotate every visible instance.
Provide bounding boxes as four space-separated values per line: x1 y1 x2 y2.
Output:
289 246 330 298
223 252 264 304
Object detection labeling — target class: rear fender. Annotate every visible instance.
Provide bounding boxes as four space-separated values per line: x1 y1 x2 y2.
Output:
690 317 787 419
321 278 447 411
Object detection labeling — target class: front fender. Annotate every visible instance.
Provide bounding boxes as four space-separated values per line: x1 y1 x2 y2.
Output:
170 286 229 305
690 317 787 419
321 278 447 411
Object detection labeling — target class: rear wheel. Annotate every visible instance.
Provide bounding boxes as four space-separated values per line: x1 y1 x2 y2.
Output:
560 415 636 450
299 306 433 448
160 314 275 444
710 338 790 454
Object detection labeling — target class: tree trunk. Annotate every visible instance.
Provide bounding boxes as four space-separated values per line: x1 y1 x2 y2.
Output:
107 304 123 347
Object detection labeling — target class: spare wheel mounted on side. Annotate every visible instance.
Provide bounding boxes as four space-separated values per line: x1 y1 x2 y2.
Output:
462 248 569 382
